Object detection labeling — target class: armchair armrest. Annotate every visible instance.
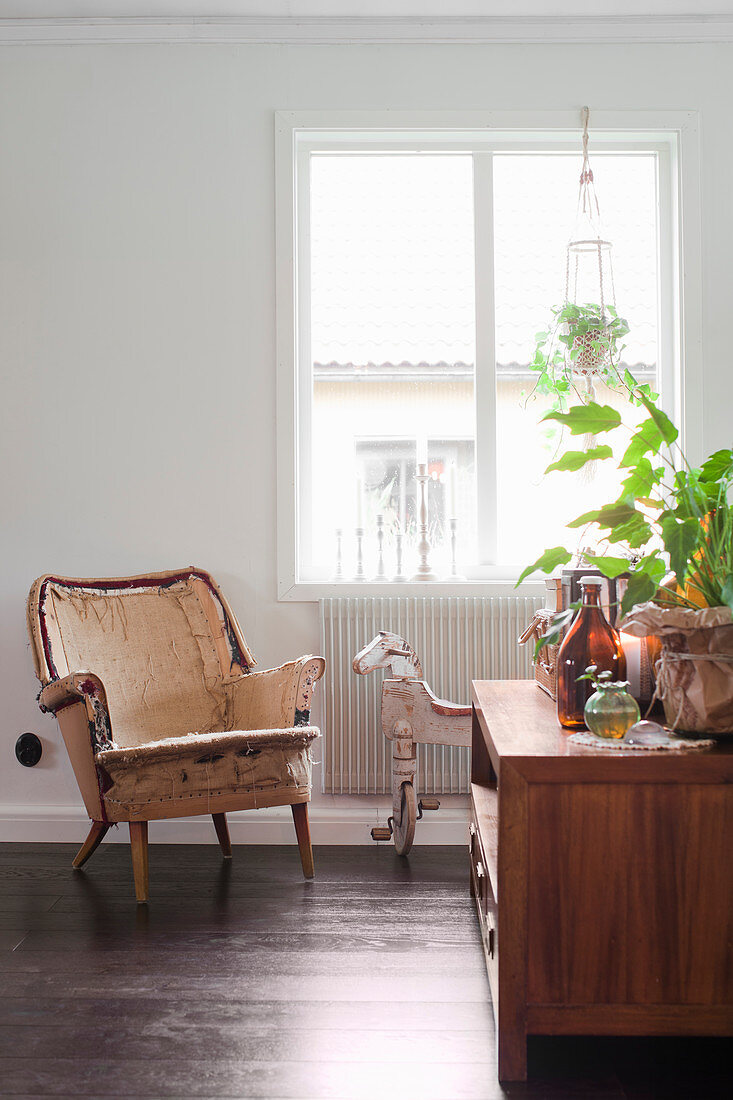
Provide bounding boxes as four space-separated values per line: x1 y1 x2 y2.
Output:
226 655 326 732
37 672 114 822
39 672 108 717
39 672 114 747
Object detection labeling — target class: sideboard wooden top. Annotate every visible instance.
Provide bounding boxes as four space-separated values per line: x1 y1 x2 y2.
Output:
471 680 733 778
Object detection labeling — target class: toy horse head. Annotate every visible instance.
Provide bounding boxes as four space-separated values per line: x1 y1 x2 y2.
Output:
352 631 423 680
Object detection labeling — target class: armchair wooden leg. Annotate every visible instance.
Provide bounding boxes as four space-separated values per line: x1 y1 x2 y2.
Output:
212 813 232 858
72 821 109 869
291 802 314 879
129 821 149 904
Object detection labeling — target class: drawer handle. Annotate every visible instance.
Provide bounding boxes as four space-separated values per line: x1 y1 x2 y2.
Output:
469 823 476 838
475 861 485 880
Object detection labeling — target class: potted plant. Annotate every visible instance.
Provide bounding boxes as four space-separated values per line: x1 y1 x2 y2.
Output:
518 379 733 733
529 302 630 411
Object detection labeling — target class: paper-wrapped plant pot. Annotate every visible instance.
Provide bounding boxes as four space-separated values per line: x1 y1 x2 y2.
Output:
621 602 733 734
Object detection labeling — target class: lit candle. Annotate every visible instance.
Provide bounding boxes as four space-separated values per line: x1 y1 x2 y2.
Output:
448 462 457 518
355 475 363 528
620 631 642 700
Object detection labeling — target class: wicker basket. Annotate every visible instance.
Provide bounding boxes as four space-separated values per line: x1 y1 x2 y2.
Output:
535 640 560 700
518 608 564 701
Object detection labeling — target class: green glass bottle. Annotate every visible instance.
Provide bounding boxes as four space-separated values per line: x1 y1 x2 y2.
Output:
584 677 641 739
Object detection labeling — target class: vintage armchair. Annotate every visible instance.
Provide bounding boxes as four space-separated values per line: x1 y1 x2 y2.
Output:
26 567 325 902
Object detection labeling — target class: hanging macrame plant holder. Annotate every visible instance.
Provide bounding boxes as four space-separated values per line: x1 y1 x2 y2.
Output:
563 107 618 396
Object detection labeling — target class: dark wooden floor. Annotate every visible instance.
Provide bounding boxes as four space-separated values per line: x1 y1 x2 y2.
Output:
0 842 730 1099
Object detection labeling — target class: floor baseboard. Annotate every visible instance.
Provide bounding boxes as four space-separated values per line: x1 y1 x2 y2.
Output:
0 796 469 845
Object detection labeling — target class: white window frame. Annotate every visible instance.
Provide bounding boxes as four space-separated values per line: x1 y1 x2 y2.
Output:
275 110 701 601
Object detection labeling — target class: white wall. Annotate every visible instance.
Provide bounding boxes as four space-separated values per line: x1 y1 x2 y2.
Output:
1 40 731 841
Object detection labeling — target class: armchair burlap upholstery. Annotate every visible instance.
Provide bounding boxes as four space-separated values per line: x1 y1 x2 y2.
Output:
27 567 325 900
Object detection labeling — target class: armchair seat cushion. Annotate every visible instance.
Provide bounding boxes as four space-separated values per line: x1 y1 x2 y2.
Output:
96 726 320 816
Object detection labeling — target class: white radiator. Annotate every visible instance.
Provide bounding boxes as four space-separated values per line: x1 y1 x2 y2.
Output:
319 595 543 795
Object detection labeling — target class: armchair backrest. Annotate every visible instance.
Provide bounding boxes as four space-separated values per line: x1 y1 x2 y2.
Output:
27 568 256 748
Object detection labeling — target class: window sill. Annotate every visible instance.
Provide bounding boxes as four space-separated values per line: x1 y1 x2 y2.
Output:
278 574 547 602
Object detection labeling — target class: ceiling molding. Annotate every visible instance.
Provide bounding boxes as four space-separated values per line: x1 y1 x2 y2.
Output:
1 14 733 46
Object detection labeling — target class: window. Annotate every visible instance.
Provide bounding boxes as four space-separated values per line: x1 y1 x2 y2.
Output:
277 113 695 595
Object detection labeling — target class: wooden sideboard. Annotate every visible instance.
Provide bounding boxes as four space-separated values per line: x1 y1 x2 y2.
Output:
470 680 733 1082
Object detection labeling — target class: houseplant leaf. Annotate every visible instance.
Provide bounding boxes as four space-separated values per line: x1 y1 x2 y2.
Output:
699 448 733 485
581 553 631 579
660 513 700 583
620 418 664 468
568 501 638 531
533 603 579 658
620 570 659 615
545 445 613 474
618 457 660 501
639 393 678 445
722 574 733 613
542 403 622 436
568 502 652 549
516 546 572 586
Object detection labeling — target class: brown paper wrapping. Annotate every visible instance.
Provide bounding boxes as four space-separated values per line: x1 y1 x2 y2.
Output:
620 602 733 733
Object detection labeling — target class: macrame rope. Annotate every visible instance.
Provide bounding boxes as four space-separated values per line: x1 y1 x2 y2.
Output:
578 106 600 219
659 652 733 663
564 106 616 353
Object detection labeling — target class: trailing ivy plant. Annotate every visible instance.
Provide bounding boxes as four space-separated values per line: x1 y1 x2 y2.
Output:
517 379 733 648
528 302 631 412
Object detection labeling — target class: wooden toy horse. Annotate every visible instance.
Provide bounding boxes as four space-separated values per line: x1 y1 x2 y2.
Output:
352 631 472 854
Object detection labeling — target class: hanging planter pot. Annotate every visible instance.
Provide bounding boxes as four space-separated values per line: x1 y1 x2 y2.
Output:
528 108 630 410
569 324 611 375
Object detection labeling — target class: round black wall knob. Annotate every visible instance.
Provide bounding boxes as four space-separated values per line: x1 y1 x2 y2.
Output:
16 733 42 767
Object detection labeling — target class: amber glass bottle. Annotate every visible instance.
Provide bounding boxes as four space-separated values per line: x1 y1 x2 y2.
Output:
556 576 626 730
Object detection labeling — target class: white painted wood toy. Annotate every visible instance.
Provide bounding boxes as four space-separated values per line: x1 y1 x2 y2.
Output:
352 631 472 855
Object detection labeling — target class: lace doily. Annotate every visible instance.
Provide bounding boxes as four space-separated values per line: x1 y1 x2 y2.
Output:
569 730 715 752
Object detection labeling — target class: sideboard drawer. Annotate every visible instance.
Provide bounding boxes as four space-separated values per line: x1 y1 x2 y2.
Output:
470 805 498 995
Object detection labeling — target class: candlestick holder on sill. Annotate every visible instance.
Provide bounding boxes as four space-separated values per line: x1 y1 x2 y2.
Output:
444 517 466 581
372 514 387 581
354 526 366 581
393 529 407 582
410 463 437 582
332 528 344 580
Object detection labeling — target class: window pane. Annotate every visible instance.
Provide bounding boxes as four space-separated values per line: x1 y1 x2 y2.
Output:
492 153 659 564
309 154 476 578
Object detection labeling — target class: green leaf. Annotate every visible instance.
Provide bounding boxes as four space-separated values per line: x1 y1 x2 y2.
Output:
544 445 613 474
636 552 667 586
722 575 733 613
699 448 733 484
669 472 707 521
516 546 572 587
611 514 654 549
639 394 678 445
533 604 579 659
659 513 699 583
618 457 660 502
582 553 631 579
568 502 652 549
620 570 659 615
568 502 637 531
542 402 622 436
620 418 663 468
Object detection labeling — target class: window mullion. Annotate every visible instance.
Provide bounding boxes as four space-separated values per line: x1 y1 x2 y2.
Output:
473 150 498 564
296 144 314 579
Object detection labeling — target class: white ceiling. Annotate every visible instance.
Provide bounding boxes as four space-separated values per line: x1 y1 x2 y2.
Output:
3 2 733 18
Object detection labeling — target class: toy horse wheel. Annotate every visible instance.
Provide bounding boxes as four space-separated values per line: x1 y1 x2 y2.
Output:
393 782 417 856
